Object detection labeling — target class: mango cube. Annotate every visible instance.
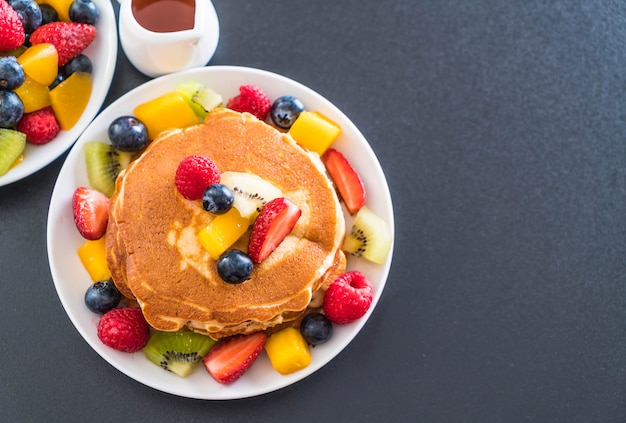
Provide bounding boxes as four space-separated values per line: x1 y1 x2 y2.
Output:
198 208 249 260
134 91 200 140
50 72 92 130
17 43 59 86
14 75 51 113
77 237 111 282
288 111 341 155
265 327 312 375
36 0 72 22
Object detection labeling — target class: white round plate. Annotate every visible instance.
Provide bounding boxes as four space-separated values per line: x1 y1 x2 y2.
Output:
0 0 117 186
47 66 394 400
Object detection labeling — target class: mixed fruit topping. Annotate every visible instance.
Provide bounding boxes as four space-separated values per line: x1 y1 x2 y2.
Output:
70 81 392 385
0 0 99 176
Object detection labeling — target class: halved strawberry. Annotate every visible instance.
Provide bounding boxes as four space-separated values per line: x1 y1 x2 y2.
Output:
30 22 96 66
322 148 366 215
0 0 25 52
202 332 267 384
247 197 301 263
72 186 110 240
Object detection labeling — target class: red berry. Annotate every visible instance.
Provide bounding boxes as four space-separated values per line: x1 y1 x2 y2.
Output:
226 84 271 121
0 0 25 52
72 186 110 240
247 197 301 263
323 271 373 324
97 307 150 353
202 332 266 384
17 107 60 145
30 22 96 66
175 155 220 200
322 148 366 215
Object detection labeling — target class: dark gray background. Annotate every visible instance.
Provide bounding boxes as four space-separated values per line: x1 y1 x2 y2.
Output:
1 0 625 421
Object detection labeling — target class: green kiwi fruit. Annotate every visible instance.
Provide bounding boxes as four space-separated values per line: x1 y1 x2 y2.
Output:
220 171 283 220
0 128 26 176
177 81 223 120
143 331 216 377
84 141 133 197
342 206 392 264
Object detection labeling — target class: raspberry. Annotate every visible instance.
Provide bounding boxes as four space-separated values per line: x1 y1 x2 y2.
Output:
17 107 60 145
175 155 221 200
97 307 150 353
322 271 373 324
226 84 271 121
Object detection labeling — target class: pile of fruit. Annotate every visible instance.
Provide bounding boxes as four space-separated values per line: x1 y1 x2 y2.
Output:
0 0 98 175
71 81 392 385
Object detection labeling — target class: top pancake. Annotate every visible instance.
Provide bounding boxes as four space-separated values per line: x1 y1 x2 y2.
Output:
106 108 346 339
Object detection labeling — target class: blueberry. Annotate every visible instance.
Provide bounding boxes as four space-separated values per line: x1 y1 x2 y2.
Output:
39 4 58 24
108 115 149 152
269 96 305 129
0 91 24 128
300 312 333 345
61 54 93 77
49 73 65 90
217 250 253 284
84 281 121 314
0 57 25 90
202 184 234 215
9 0 42 34
69 0 99 24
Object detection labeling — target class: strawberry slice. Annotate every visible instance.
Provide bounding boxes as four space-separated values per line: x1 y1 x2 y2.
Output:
0 0 25 52
321 148 366 215
202 332 267 384
247 197 301 263
30 22 96 66
72 186 110 240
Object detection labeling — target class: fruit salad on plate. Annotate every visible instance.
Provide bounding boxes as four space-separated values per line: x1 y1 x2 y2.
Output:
0 0 101 176
71 81 392 384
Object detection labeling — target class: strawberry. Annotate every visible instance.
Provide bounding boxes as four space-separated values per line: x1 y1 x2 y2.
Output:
17 107 60 145
30 22 96 66
202 332 266 384
226 84 271 121
247 197 301 263
322 148 365 215
97 307 150 353
174 155 221 200
72 186 110 240
0 0 25 52
323 271 373 324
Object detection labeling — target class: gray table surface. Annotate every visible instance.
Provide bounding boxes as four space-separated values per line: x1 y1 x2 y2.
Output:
2 0 625 421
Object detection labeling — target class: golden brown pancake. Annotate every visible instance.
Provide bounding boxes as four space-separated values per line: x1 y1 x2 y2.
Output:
106 108 346 339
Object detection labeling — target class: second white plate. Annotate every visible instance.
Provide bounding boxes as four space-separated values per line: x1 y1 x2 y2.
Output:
47 65 394 400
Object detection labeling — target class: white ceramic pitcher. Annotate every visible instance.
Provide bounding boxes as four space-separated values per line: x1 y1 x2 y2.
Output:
117 0 219 77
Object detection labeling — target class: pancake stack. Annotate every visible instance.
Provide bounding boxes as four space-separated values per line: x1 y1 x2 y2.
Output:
106 108 346 339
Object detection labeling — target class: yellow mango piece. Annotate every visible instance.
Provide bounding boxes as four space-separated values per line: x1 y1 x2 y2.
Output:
17 43 59 86
36 0 72 22
288 111 341 155
13 75 51 113
50 72 92 130
77 237 111 282
134 91 200 140
265 327 312 375
198 208 249 260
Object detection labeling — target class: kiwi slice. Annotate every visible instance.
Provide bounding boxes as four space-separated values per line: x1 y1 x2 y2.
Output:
220 171 282 221
177 81 223 120
342 206 392 264
0 128 26 176
84 141 133 197
143 331 216 377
